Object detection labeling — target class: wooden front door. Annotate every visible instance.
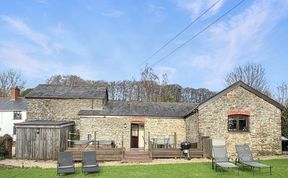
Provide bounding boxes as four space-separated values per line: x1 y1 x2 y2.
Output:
130 124 139 148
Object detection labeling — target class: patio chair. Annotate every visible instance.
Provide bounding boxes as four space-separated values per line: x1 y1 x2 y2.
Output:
235 144 272 175
82 151 100 174
212 145 239 175
164 135 170 148
57 152 75 175
168 135 176 148
157 135 165 148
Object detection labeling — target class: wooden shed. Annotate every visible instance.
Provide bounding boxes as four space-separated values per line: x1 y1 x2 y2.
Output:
15 120 74 160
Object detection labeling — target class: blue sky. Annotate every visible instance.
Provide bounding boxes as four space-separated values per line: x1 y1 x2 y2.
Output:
0 0 288 92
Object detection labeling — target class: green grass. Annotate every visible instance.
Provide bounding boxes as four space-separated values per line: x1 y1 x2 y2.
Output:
1 159 288 178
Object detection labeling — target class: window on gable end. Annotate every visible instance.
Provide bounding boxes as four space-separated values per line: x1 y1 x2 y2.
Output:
228 115 249 132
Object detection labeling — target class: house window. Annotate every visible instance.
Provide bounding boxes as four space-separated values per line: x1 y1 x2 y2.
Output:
228 115 249 132
13 111 22 120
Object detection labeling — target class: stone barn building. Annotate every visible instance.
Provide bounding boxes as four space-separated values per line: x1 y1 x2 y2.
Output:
78 101 195 150
25 84 108 130
24 81 284 157
185 81 283 157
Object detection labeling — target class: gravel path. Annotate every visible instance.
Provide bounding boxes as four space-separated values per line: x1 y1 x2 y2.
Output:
0 158 210 168
0 155 287 169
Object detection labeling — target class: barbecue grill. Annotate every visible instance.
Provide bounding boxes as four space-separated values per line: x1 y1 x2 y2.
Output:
180 141 192 160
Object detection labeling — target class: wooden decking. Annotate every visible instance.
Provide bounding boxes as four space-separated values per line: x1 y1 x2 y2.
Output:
66 147 123 161
65 133 207 162
66 146 203 162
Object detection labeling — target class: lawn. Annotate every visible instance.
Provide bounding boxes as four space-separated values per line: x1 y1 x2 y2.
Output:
1 159 288 178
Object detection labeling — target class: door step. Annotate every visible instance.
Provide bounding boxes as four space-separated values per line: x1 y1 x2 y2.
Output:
130 148 145 152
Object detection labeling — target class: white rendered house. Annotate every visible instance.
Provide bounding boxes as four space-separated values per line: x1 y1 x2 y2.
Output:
0 87 27 140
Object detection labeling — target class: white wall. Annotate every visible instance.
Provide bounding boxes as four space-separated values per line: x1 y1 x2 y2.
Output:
0 111 26 140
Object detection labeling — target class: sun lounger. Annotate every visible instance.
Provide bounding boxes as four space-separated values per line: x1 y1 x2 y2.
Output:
235 144 272 175
82 151 100 174
57 152 75 175
212 145 239 175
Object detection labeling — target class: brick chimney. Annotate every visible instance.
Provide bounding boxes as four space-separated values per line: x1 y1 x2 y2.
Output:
10 87 20 100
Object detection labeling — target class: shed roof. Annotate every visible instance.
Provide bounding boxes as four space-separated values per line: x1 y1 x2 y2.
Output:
79 101 196 117
0 98 27 111
25 84 107 99
14 120 74 128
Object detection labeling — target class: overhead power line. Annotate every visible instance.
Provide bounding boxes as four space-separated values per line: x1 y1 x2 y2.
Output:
150 0 246 67
138 0 223 68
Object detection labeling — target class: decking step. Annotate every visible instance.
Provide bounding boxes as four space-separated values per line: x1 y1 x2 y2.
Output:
124 155 150 159
123 151 152 163
125 152 149 156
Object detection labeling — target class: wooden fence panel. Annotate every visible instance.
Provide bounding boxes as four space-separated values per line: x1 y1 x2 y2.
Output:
201 136 211 158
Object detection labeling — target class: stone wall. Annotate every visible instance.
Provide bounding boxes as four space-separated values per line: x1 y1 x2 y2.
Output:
27 98 104 129
196 86 282 157
79 116 186 150
185 112 199 143
80 116 128 148
145 117 186 147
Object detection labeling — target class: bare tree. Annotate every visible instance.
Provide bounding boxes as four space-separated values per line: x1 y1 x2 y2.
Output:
87 80 109 87
46 75 87 86
161 84 182 102
0 70 26 97
140 66 159 102
276 83 288 107
109 81 116 100
225 63 270 95
46 75 63 85
45 69 216 104
181 87 215 104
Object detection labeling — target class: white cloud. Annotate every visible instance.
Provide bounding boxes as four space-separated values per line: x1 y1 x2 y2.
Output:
147 4 166 20
155 66 177 83
101 9 124 17
0 44 42 78
0 16 97 84
190 55 213 69
48 63 96 81
188 0 288 89
34 0 48 5
51 22 65 35
176 0 224 19
0 43 96 82
156 66 176 76
0 15 61 54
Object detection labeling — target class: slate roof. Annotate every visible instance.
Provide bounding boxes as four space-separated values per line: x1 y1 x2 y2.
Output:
198 81 284 110
79 101 196 117
25 84 107 99
184 81 284 118
0 98 27 111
